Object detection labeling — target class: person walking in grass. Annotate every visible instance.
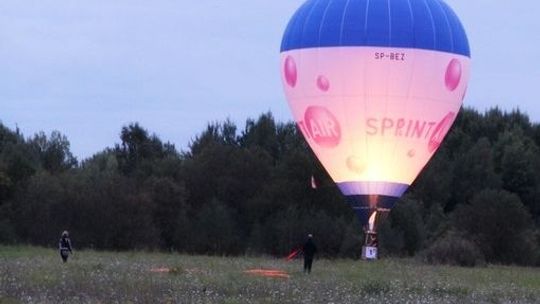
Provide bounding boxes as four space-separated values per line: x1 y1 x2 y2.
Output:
59 230 73 263
303 234 317 274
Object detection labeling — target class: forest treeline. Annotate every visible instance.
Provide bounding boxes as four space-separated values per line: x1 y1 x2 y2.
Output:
0 107 539 266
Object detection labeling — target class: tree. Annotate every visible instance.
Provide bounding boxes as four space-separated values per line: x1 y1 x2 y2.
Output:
9 172 66 245
385 198 426 256
494 128 540 217
452 189 538 265
1 108 540 262
190 199 241 255
115 123 177 176
187 119 238 157
0 141 39 185
240 112 279 159
0 170 13 204
449 137 501 210
29 131 77 173
339 218 364 258
410 148 453 210
145 177 188 249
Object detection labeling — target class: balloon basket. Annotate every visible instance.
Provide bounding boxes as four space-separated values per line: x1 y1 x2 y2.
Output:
362 231 378 260
362 246 378 260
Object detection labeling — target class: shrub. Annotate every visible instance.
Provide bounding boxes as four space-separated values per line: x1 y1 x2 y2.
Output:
421 232 485 267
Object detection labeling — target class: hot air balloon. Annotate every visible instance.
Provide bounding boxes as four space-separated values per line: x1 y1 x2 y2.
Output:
280 0 470 259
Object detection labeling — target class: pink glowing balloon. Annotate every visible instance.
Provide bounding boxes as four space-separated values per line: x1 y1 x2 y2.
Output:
284 56 297 87
281 0 471 258
445 59 462 91
317 75 330 92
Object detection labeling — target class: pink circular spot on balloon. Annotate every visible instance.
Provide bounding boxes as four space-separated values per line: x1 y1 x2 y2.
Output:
284 56 297 88
407 150 416 158
317 75 330 92
445 59 462 91
347 156 366 174
304 106 341 148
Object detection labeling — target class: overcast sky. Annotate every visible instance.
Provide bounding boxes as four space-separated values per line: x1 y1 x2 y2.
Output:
1 0 539 159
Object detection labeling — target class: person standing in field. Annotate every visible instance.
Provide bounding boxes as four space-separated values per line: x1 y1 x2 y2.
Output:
59 230 73 263
303 234 317 274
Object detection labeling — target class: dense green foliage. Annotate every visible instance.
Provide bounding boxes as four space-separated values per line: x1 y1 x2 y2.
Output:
0 107 539 265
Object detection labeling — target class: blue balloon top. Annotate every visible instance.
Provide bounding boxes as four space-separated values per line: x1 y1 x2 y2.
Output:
281 0 470 57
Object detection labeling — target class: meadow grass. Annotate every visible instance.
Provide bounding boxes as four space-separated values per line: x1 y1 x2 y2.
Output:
1 245 539 303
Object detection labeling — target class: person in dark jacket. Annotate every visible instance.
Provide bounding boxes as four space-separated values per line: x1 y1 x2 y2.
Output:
302 234 317 273
59 230 73 263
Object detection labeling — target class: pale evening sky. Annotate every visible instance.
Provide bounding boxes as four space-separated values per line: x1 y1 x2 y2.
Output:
1 0 539 159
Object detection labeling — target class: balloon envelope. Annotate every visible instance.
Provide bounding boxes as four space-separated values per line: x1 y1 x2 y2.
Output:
280 0 470 225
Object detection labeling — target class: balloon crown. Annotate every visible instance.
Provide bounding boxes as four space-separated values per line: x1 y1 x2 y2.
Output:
281 0 470 57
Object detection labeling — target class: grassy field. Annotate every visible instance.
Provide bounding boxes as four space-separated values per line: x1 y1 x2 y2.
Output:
1 246 539 303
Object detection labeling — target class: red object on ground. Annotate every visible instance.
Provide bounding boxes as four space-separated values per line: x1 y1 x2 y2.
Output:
244 269 290 279
286 248 302 261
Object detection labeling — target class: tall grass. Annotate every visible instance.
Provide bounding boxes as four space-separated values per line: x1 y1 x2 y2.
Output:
1 246 539 303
